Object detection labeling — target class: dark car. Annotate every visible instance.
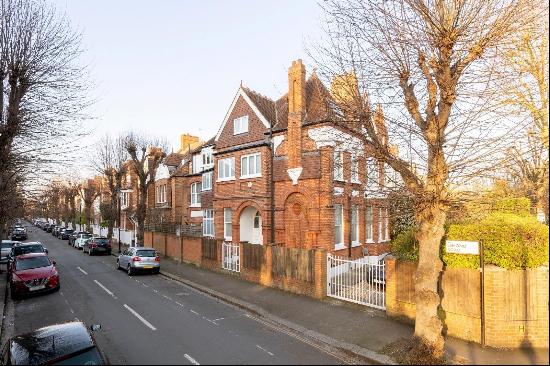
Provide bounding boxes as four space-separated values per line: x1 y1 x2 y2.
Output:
1 321 107 365
56 228 66 238
8 253 59 298
83 238 111 256
10 228 27 242
61 229 74 240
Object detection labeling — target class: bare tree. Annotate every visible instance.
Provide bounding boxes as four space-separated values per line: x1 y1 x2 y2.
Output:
504 128 549 218
123 132 167 243
79 179 99 233
0 0 90 233
93 134 128 239
313 0 543 359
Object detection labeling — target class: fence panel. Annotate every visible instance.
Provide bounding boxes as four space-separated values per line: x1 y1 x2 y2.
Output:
222 242 240 272
271 246 315 283
242 243 264 271
327 254 386 310
201 237 218 260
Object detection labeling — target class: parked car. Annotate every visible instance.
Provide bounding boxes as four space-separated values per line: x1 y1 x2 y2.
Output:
117 247 160 275
74 233 93 250
1 240 20 265
61 229 75 240
11 227 28 241
83 237 112 256
56 228 67 238
7 242 49 269
0 321 107 365
69 231 87 245
8 253 59 298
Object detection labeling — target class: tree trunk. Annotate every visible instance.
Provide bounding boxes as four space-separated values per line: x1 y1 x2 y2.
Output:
413 202 447 359
136 187 147 244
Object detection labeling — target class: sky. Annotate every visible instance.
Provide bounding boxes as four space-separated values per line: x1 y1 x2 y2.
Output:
53 0 324 153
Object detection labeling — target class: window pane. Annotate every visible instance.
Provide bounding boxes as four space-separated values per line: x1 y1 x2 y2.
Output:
249 155 254 174
256 154 261 173
241 156 248 176
230 158 235 177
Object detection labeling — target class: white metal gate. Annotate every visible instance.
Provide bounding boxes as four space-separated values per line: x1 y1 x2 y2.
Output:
327 254 386 310
222 242 240 272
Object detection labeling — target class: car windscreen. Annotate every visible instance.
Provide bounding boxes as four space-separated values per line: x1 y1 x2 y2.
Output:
1 242 15 249
54 346 104 365
16 256 51 271
80 234 93 239
12 245 44 256
136 250 156 257
95 239 109 244
65 230 74 234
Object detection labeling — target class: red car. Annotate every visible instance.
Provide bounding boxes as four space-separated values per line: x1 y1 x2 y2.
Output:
8 253 60 299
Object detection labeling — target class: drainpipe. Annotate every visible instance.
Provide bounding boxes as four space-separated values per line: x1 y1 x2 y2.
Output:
348 194 352 258
269 122 275 246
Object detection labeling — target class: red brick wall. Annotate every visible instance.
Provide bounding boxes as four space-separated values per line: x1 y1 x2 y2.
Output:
182 237 202 265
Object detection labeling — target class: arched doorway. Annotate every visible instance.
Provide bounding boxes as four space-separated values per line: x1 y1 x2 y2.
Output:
239 207 263 244
284 193 309 248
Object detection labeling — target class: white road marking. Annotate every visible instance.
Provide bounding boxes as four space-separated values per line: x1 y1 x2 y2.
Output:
141 283 149 288
175 302 185 307
94 280 117 299
184 354 200 365
153 289 159 293
123 304 157 331
162 295 173 301
70 309 75 314
190 310 199 315
77 267 88 275
256 344 274 356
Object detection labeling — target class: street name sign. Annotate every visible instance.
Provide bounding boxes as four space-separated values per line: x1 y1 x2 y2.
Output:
445 240 479 255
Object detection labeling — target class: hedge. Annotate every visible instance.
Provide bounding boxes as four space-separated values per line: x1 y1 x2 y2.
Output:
391 213 549 269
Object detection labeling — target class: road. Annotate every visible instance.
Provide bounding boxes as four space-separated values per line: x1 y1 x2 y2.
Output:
1 225 347 365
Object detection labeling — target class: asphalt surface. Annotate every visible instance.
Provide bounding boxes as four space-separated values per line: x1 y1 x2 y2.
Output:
1 224 347 365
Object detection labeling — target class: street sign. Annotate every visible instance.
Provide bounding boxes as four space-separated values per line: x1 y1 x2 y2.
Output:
445 240 479 255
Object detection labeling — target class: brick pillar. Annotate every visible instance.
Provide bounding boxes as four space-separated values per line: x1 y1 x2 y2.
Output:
287 59 306 169
261 244 273 286
385 256 397 316
313 248 327 299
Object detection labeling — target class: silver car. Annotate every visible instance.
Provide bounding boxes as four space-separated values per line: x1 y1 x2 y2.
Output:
1 240 20 264
116 247 160 275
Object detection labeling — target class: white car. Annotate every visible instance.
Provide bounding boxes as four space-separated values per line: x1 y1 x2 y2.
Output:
74 233 93 250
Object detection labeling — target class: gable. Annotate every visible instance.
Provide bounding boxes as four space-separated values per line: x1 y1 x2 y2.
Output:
215 88 271 150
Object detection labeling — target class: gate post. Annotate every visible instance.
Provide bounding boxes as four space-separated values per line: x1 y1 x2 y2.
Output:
314 248 327 299
261 244 273 287
384 256 396 316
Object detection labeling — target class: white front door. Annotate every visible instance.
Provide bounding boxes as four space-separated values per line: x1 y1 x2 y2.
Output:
251 211 263 245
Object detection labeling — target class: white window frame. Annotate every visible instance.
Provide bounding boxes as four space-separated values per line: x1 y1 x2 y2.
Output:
351 154 360 184
365 206 374 243
120 191 130 208
192 154 202 174
190 182 201 207
233 115 249 135
202 171 212 191
224 208 232 240
333 150 344 181
378 207 390 242
156 185 166 204
334 204 345 250
240 153 262 179
217 157 235 182
366 157 376 186
203 209 214 237
201 147 214 169
351 205 360 246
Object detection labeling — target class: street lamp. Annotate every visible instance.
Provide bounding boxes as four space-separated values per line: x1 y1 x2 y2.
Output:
117 188 122 254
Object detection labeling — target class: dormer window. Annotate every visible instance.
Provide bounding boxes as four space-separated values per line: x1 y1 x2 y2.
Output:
233 115 249 135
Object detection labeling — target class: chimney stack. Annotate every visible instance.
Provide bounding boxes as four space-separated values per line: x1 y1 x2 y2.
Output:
287 59 306 169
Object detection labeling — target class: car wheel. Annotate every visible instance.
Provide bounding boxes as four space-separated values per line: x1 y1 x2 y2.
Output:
153 268 160 275
127 265 134 276
10 286 17 300
116 260 120 270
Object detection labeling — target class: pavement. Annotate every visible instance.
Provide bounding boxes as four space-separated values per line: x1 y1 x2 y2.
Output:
113 245 549 365
1 224 356 365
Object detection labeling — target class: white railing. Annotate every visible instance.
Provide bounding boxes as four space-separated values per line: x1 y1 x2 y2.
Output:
327 253 386 310
222 242 240 272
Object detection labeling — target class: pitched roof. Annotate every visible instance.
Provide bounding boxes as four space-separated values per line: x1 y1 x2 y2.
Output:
164 153 185 167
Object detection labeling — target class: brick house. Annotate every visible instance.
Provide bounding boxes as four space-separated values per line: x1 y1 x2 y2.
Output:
210 59 394 256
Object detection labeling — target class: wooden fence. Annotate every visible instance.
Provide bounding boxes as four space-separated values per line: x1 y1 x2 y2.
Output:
386 257 549 348
271 246 315 283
